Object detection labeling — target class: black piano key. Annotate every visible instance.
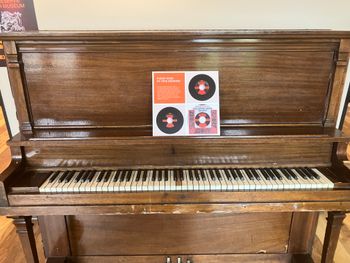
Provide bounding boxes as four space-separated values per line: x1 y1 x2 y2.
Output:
64 171 76 183
233 169 244 180
87 170 96 182
58 171 69 183
259 169 270 180
293 168 307 179
189 170 194 181
119 170 127 182
81 170 92 182
151 170 157 182
194 170 200 181
199 170 206 181
164 170 169 181
214 169 222 180
75 171 85 182
125 170 132 182
103 170 111 182
209 169 216 180
142 170 148 182
229 169 238 180
268 169 282 180
179 170 185 181
49 171 60 183
249 169 261 181
97 171 105 182
304 167 320 179
264 169 276 180
135 170 141 182
224 169 232 181
295 168 310 180
279 169 292 180
157 170 163 181
174 170 179 181
244 169 255 180
284 168 298 180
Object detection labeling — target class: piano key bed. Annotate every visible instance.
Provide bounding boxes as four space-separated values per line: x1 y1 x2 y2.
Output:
39 167 334 193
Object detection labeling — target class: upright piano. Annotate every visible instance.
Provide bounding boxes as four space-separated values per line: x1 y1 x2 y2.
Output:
0 30 350 263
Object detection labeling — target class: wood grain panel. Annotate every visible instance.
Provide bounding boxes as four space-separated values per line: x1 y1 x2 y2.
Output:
21 48 335 128
38 216 70 257
67 213 292 255
23 141 332 168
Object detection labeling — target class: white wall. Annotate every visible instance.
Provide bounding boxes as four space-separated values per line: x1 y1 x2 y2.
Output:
34 0 350 30
1 0 350 136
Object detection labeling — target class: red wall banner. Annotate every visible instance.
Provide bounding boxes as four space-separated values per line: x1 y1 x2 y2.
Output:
0 0 38 66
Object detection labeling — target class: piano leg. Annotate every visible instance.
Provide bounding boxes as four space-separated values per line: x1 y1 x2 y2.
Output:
321 211 346 263
11 216 39 263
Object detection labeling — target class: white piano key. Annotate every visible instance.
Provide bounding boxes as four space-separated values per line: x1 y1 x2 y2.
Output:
311 168 334 189
124 171 136 192
64 172 80 193
89 171 102 192
201 170 211 191
192 170 200 191
39 172 58 193
50 172 65 193
218 170 228 191
168 170 176 191
276 169 294 190
102 171 115 192
135 170 144 192
240 170 254 191
130 170 141 192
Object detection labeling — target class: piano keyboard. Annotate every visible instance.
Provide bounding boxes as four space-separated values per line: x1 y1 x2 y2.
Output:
39 167 334 193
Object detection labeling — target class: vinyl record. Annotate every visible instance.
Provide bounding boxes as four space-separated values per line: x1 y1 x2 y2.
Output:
195 112 211 128
156 107 184 134
188 74 216 101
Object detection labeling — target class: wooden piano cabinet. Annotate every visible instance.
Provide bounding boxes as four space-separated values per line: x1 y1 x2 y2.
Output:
36 212 319 262
11 216 39 263
1 30 350 263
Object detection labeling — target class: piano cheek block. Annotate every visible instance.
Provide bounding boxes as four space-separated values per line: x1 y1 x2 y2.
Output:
1 30 350 263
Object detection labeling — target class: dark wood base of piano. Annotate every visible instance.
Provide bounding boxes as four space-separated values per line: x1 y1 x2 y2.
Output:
45 254 314 263
9 212 346 263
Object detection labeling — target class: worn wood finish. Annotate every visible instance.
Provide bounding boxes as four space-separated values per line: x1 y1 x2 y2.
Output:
288 212 319 254
38 215 71 258
0 30 350 262
1 202 350 217
11 216 39 263
6 188 350 206
22 141 333 168
67 213 291 255
321 212 347 263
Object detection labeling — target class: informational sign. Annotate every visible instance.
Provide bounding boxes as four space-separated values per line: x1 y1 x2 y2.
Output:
153 71 220 136
0 0 38 66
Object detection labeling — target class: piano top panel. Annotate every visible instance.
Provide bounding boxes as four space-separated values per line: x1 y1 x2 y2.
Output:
1 30 350 135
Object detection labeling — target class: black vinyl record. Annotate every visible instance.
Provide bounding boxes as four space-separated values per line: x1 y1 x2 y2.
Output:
195 112 211 128
188 74 216 101
156 107 184 134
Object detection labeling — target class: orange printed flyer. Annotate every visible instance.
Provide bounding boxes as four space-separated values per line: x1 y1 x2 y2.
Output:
152 71 220 136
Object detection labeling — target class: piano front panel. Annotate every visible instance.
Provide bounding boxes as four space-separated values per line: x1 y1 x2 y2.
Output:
23 141 332 168
19 41 336 129
66 213 292 255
